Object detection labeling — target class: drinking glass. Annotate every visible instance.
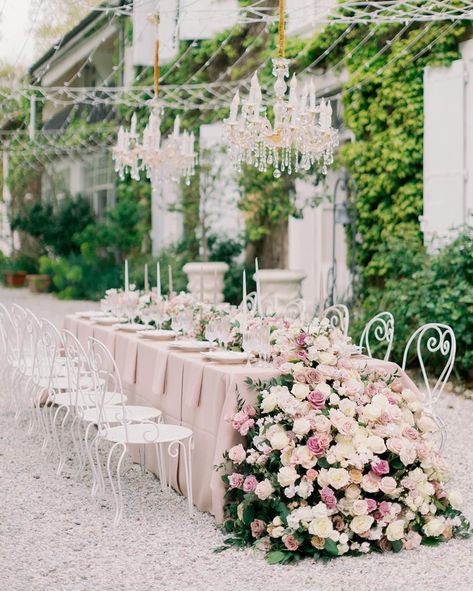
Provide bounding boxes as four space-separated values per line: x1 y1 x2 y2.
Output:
242 331 255 366
218 317 232 350
205 319 218 346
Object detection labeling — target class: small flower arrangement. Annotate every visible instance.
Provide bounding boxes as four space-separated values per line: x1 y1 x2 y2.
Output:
220 322 470 563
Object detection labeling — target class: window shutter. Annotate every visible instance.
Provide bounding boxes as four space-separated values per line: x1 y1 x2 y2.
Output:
423 59 466 251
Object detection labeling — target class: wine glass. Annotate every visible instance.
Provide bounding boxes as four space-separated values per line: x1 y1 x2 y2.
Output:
205 319 218 346
171 310 184 337
218 317 232 350
149 300 168 330
242 331 255 366
180 309 194 338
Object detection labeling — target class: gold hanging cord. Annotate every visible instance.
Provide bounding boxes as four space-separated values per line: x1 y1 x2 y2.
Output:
278 0 285 58
151 13 160 97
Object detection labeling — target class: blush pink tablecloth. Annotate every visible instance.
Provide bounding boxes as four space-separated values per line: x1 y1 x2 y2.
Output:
64 315 420 522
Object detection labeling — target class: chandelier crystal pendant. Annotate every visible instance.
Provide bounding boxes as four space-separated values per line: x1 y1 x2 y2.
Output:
113 16 196 185
223 0 339 178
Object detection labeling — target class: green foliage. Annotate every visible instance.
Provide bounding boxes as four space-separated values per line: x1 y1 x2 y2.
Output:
11 194 94 257
350 228 473 375
0 253 38 276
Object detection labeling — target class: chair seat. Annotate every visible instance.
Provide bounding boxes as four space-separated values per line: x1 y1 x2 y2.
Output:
105 422 192 445
52 390 125 408
81 405 162 424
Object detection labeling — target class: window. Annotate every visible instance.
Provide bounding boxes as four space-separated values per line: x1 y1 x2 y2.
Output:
82 152 115 217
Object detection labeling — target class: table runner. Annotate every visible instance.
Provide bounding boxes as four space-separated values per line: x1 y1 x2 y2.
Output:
64 315 420 522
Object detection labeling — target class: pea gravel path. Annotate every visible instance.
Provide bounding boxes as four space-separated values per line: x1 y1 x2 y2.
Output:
0 288 472 591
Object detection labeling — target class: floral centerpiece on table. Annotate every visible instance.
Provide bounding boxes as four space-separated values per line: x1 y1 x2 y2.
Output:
220 320 470 563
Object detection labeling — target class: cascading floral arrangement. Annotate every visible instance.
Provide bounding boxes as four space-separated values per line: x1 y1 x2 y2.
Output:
221 320 470 563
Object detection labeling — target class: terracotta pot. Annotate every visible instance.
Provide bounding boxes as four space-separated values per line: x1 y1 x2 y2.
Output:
26 274 51 293
3 271 27 288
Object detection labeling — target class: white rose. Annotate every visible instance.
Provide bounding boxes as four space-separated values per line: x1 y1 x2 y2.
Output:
363 404 381 422
292 383 310 400
293 417 311 436
417 415 438 433
386 520 405 541
308 517 333 538
379 476 398 495
327 468 350 490
317 351 338 365
329 393 340 406
313 335 330 350
261 393 279 413
316 382 332 396
270 431 290 450
339 533 349 545
400 444 417 466
294 445 317 469
448 490 463 510
313 415 331 432
339 399 357 417
423 518 446 537
255 479 274 501
366 435 387 454
350 515 374 535
352 499 369 516
296 479 314 499
345 484 361 501
270 526 285 538
228 444 246 464
277 466 299 487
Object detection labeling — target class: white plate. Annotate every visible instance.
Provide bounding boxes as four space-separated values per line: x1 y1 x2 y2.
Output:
170 340 213 352
112 323 150 332
202 351 249 364
137 329 177 341
94 317 123 325
77 310 107 319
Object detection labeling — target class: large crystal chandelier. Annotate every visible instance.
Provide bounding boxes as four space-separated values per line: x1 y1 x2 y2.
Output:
113 16 196 185
223 0 339 177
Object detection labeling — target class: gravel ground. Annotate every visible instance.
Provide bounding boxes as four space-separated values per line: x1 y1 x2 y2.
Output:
0 288 472 591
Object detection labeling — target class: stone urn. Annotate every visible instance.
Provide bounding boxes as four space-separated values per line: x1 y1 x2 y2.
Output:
183 261 229 303
254 269 306 313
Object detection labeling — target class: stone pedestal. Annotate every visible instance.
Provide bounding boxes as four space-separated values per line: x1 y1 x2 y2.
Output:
183 261 229 303
254 269 306 313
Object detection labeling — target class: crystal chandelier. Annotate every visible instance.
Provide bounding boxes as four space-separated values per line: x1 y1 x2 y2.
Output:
113 16 196 185
223 0 339 177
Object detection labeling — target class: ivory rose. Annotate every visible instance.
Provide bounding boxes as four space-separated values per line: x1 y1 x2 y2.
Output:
386 520 405 541
326 468 350 490
278 466 299 487
350 515 374 535
255 479 274 500
228 444 246 464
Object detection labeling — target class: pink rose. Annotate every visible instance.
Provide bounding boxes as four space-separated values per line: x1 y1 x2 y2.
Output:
386 437 403 455
366 498 377 513
344 379 364 396
320 486 337 510
232 410 248 429
306 368 321 384
307 390 326 409
243 404 256 417
284 534 300 551
239 419 254 436
306 468 318 481
390 378 403 393
307 434 330 456
403 426 420 441
371 460 390 477
250 519 265 538
243 475 258 492
228 444 246 464
228 473 244 488
293 370 308 384
296 333 307 346
404 530 422 550
297 350 308 361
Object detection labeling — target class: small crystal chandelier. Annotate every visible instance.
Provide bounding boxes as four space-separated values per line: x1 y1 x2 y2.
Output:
223 0 339 177
113 15 196 185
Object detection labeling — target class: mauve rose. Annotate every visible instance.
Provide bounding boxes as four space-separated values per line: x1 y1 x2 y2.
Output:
378 501 391 516
307 390 326 409
293 370 308 384
366 498 377 513
297 350 308 361
284 534 300 551
306 368 321 384
333 515 345 531
377 411 391 425
231 411 248 429
243 475 258 492
371 460 390 477
378 537 392 552
320 486 337 509
250 519 265 538
228 473 244 488
296 333 307 346
307 434 330 456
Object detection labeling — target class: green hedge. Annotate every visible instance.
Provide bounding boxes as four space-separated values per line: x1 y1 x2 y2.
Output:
350 228 473 377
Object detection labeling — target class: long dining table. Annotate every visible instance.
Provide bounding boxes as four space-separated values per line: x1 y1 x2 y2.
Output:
64 314 420 523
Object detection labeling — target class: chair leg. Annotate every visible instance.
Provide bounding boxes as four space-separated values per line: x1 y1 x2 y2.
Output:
52 405 70 475
182 437 194 517
155 443 167 493
93 433 105 496
106 441 127 527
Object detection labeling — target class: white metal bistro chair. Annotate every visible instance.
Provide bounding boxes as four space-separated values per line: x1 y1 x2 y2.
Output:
402 323 456 451
359 311 395 361
283 298 306 321
321 304 350 336
88 337 194 525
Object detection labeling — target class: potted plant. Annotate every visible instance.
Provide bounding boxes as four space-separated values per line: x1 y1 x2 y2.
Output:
1 254 37 288
26 273 51 293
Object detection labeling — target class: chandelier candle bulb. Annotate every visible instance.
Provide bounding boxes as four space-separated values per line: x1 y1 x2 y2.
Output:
173 115 180 137
255 258 262 316
230 91 239 122
144 264 149 292
242 268 247 332
130 113 137 136
156 261 161 300
309 80 316 109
